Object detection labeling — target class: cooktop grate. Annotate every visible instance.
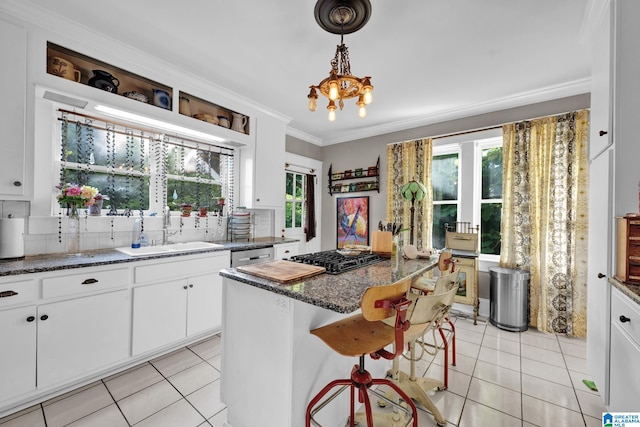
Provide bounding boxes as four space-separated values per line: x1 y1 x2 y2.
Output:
287 250 384 274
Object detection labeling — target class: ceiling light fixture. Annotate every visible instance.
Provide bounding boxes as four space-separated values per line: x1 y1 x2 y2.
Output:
308 0 373 122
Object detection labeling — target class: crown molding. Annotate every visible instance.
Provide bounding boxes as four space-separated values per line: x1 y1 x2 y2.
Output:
297 77 590 146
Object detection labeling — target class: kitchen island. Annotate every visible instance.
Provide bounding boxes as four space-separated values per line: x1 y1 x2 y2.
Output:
219 256 438 427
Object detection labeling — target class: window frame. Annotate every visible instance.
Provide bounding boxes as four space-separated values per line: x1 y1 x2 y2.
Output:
431 130 502 261
284 170 306 233
474 137 503 261
53 112 234 217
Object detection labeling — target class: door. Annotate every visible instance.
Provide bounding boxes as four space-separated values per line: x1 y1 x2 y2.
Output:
37 290 130 387
132 280 187 355
187 273 222 336
586 149 613 405
0 306 36 400
0 19 26 197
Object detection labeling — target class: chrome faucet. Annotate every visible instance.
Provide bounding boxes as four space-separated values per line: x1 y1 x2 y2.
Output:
162 205 174 245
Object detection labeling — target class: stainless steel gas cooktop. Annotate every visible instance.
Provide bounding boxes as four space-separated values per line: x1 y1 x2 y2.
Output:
287 250 384 275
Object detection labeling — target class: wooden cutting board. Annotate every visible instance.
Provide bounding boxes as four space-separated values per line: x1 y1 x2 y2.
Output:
236 260 326 284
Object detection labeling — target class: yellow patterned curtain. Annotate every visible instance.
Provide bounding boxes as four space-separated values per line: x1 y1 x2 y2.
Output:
501 110 589 337
386 139 433 249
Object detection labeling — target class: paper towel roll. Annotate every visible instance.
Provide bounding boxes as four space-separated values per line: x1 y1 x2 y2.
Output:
0 217 25 259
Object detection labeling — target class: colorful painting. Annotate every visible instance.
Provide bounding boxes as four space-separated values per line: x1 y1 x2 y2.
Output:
336 196 369 248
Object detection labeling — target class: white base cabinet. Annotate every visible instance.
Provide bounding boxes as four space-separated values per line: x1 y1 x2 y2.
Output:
609 286 640 411
0 306 36 402
37 290 130 388
132 252 228 356
0 250 230 418
132 273 222 355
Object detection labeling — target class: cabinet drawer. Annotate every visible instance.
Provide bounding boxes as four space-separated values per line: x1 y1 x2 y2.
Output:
134 253 229 284
612 287 640 345
0 279 35 308
42 268 129 299
451 257 475 268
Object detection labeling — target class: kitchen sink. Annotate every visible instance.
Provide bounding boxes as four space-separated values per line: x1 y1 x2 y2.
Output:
116 241 224 256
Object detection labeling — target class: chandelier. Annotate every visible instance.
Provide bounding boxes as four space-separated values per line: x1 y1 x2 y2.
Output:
307 0 373 122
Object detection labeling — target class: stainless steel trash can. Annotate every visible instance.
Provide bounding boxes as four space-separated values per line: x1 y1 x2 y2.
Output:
489 267 529 332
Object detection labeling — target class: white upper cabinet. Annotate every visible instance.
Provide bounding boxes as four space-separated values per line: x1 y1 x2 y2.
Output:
240 115 287 209
0 18 27 197
589 1 612 161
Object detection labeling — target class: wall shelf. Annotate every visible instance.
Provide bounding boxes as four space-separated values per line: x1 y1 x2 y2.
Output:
178 91 250 136
328 156 379 195
46 42 172 111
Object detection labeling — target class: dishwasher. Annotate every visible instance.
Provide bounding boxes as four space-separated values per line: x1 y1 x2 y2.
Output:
231 246 274 267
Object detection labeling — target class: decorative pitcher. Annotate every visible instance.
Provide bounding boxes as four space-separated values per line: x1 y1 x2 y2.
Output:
231 113 248 133
88 70 120 93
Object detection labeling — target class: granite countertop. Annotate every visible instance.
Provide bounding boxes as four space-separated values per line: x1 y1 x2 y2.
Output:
611 277 640 305
220 256 439 314
0 237 297 277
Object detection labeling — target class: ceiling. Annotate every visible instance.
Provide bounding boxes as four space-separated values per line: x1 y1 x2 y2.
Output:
21 0 596 146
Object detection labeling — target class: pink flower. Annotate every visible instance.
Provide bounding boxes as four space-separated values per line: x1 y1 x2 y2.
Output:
66 186 82 196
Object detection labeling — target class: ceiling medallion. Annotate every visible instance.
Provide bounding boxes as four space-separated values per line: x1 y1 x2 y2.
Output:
307 0 373 122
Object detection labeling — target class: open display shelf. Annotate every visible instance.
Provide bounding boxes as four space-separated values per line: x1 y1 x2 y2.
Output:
178 91 250 135
46 42 172 110
46 43 251 136
327 156 379 195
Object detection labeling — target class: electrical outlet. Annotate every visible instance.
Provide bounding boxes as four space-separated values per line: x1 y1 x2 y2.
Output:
275 296 290 312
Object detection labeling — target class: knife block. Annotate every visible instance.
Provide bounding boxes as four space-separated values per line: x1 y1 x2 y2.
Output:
372 231 392 257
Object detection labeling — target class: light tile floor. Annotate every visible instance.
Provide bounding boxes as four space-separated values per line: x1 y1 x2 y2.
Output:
0 315 605 427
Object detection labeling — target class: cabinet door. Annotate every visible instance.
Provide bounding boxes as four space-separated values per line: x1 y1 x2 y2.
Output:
132 280 187 355
0 19 26 196
609 322 640 411
587 149 613 405
186 273 222 336
589 1 612 160
37 290 130 388
0 306 36 401
242 116 285 208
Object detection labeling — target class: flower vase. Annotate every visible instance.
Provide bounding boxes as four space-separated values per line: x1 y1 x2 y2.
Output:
68 204 80 254
89 199 103 216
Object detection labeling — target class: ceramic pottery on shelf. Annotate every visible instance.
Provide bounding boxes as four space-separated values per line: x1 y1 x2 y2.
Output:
153 89 171 110
88 70 120 93
47 56 81 82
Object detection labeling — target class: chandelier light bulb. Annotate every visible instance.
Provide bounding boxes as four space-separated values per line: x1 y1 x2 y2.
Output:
327 100 337 121
308 95 317 112
328 80 339 101
357 96 366 118
361 77 373 104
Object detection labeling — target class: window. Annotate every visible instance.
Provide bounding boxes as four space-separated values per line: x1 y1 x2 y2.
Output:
432 150 459 249
58 115 234 215
479 144 502 255
431 134 502 257
285 171 305 230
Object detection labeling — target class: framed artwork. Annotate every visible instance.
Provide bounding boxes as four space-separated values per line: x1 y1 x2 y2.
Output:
336 196 369 248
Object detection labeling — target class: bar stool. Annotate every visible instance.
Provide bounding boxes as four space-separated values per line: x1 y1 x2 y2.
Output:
305 278 419 427
412 250 455 293
411 270 459 390
379 278 458 427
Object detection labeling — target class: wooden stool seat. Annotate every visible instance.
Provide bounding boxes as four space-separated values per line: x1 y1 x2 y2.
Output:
311 315 396 357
